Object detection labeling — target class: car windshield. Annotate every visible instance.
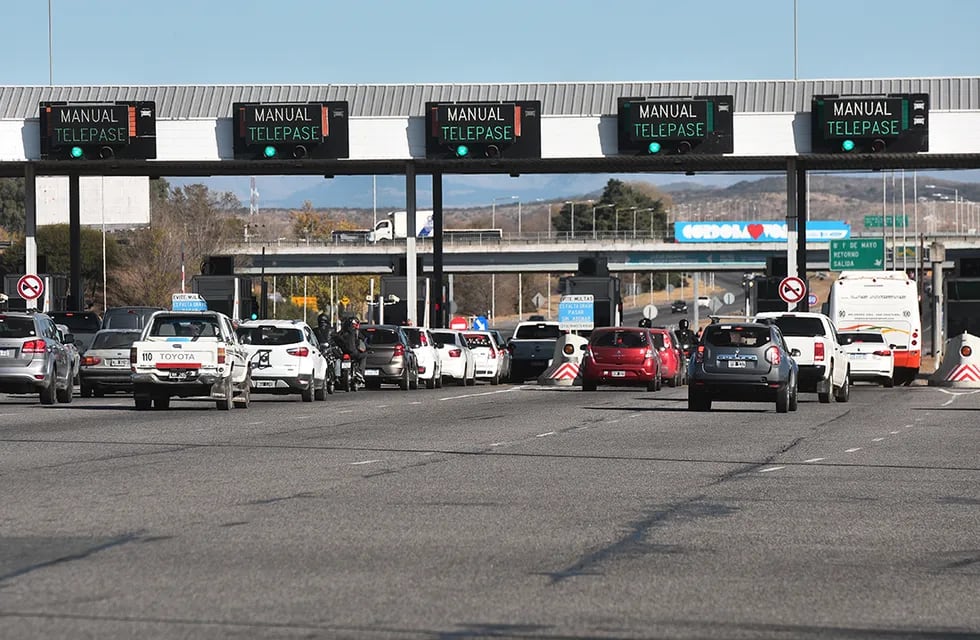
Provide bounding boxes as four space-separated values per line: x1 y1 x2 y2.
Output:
766 316 826 337
0 316 37 338
592 330 648 348
50 313 102 332
704 325 772 348
236 326 303 346
363 328 399 345
92 330 142 350
839 332 886 346
514 324 561 339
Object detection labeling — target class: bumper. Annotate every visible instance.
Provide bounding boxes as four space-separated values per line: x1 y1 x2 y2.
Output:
250 373 313 394
582 361 658 385
79 371 134 388
364 365 407 383
796 364 830 392
0 366 50 393
132 370 224 397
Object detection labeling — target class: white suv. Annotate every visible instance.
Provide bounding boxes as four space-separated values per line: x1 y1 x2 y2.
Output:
431 329 476 386
402 327 443 389
462 330 502 385
236 319 328 402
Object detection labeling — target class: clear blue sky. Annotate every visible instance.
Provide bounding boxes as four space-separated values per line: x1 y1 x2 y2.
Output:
2 0 978 85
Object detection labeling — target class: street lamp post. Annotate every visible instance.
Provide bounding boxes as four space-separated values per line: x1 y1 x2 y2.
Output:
563 201 576 239
925 184 959 233
490 195 517 321
591 203 615 240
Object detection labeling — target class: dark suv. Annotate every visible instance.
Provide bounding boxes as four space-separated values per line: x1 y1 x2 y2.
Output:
0 312 75 404
360 324 419 390
48 311 102 352
688 322 799 413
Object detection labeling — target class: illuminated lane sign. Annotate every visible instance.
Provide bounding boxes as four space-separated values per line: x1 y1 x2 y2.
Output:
811 93 928 153
425 101 541 159
39 101 156 160
618 96 733 155
233 102 349 160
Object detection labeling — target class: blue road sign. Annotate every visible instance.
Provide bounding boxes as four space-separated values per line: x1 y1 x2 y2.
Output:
472 315 489 330
558 294 594 330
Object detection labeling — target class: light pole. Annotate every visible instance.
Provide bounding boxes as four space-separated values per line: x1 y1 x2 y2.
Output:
591 203 615 240
517 199 522 235
925 184 959 233
563 201 576 239
491 196 517 320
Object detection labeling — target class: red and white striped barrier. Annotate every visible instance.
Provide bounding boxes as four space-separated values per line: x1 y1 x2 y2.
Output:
537 334 588 386
929 332 980 388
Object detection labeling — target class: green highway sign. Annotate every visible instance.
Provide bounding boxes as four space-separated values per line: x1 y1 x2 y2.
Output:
830 238 886 270
864 215 908 228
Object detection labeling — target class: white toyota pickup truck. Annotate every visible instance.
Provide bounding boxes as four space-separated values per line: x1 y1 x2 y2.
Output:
130 308 251 410
754 311 850 403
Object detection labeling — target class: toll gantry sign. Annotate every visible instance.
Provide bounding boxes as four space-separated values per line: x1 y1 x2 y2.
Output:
232 102 350 160
39 101 157 160
617 96 734 155
425 101 541 160
811 93 929 154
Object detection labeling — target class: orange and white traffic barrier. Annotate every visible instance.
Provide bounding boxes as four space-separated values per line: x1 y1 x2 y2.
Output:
929 332 980 388
537 334 588 386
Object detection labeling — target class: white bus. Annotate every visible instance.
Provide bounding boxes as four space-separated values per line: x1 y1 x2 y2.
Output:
827 271 922 386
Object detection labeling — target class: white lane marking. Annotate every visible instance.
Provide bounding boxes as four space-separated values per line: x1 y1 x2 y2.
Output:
607 419 620 424
629 413 643 419
942 398 956 407
421 452 435 456
536 431 556 438
246 421 265 426
872 437 885 442
937 388 980 396
803 458 825 463
410 401 422 405
845 448 862 453
759 466 785 473
350 460 381 466
441 388 516 400
337 409 354 414
489 442 507 447
904 424 913 429
890 431 900 434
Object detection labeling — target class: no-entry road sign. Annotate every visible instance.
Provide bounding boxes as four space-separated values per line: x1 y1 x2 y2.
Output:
17 274 44 301
778 276 807 305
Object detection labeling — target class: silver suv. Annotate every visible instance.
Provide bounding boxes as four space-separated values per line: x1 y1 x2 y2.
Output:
0 312 75 404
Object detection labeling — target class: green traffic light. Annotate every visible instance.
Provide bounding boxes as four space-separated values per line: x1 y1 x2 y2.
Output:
70 146 84 159
841 139 855 152
263 146 277 158
648 142 662 154
250 312 258 320
455 145 469 158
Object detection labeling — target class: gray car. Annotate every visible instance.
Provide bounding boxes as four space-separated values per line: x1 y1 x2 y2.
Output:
0 312 74 404
687 321 799 413
360 324 419 390
79 329 143 397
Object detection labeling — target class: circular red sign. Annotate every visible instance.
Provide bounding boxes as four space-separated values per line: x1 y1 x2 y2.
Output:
449 316 468 330
17 274 44 301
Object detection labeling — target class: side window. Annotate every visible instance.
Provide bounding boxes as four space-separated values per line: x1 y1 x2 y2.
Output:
43 319 58 339
304 327 316 346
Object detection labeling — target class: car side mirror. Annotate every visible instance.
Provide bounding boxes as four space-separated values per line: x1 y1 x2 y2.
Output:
890 344 897 350
63 333 75 345
791 348 801 357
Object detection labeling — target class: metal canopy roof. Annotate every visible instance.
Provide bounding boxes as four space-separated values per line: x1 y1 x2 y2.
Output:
1 77 978 119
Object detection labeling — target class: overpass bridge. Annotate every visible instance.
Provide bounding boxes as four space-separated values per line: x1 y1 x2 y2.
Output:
226 233 980 276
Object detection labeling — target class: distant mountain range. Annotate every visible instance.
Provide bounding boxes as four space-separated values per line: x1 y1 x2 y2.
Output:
168 170 980 211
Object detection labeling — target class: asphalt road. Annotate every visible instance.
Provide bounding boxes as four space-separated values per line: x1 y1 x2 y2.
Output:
0 380 978 639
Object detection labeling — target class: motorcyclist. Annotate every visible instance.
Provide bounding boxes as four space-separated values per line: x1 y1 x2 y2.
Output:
332 316 367 382
638 317 652 328
675 318 697 355
313 312 333 346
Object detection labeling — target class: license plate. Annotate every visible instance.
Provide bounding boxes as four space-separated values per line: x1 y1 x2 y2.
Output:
727 360 747 368
0 348 11 357
109 358 128 367
611 370 626 377
850 353 867 359
365 368 380 377
169 371 188 380
255 380 274 388
341 361 351 370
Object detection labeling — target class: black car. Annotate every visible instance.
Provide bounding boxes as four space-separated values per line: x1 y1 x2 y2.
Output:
688 322 799 413
48 311 102 352
670 300 688 314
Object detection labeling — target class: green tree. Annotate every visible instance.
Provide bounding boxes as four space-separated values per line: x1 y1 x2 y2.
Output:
0 177 25 233
553 179 669 239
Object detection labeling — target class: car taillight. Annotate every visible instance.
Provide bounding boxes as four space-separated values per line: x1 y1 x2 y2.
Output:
765 346 781 365
393 344 405 357
695 345 705 363
342 353 351 361
643 348 656 360
130 347 137 365
287 346 309 357
22 339 46 353
814 342 825 362
912 331 919 347
873 349 892 357
489 347 496 358
449 349 461 358
217 346 226 364
81 355 102 366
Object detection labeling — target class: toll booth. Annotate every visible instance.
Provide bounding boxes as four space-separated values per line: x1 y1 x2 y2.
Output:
945 257 980 338
563 257 622 330
375 276 431 326
3 273 71 312
191 275 255 320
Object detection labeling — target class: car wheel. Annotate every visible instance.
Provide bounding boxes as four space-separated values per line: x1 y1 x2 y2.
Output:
582 380 598 392
456 374 467 387
314 376 326 401
425 375 436 389
818 385 832 404
789 381 799 412
216 379 234 410
409 369 419 390
688 390 711 411
134 394 151 411
80 382 93 398
834 370 850 403
646 378 658 392
56 378 73 404
301 377 314 402
399 368 410 390
882 375 894 388
490 372 499 386
235 374 251 409
435 374 443 389
39 372 56 405
153 396 170 410
776 384 790 413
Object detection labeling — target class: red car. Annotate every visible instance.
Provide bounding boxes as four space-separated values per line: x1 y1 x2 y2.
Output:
581 327 662 392
648 327 685 387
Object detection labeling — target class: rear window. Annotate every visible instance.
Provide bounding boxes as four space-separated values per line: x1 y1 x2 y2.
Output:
514 324 561 340
50 312 102 332
0 316 37 338
432 331 457 345
464 333 493 348
402 328 427 348
236 326 303 346
363 328 399 345
839 332 886 346
649 332 666 349
149 316 220 338
704 325 772 348
592 330 648 348
766 316 826 337
92 331 142 350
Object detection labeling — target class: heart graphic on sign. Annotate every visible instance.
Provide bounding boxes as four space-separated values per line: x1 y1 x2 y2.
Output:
747 224 765 239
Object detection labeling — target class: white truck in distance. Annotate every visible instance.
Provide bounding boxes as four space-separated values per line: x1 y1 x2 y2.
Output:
754 311 850 403
368 210 503 243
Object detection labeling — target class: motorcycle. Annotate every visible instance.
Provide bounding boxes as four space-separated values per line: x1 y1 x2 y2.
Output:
324 344 358 393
